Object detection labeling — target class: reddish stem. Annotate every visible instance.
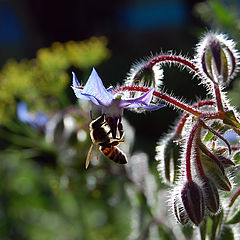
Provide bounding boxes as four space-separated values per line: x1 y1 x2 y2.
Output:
214 83 225 113
146 55 201 77
194 146 205 179
174 100 215 136
229 187 240 207
115 85 203 116
231 146 240 151
185 120 201 181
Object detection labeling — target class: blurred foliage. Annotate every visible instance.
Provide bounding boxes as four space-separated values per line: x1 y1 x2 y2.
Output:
0 36 110 124
0 35 175 240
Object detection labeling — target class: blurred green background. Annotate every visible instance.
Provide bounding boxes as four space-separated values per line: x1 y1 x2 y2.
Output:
1 0 240 239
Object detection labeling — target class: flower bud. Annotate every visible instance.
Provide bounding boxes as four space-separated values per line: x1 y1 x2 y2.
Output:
181 181 205 225
126 61 163 96
132 65 156 87
156 134 181 184
196 33 239 86
201 177 220 214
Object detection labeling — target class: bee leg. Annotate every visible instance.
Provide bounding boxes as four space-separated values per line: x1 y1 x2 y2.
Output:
110 139 124 146
106 116 118 139
117 118 125 140
90 110 93 120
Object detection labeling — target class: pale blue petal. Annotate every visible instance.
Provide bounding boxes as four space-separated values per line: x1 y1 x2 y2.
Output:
72 72 81 87
81 68 114 106
223 129 240 143
107 86 114 92
72 87 99 103
71 72 91 101
120 88 154 108
72 70 107 104
72 69 114 106
142 104 165 111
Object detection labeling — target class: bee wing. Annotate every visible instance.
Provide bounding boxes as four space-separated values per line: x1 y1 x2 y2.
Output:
86 143 94 169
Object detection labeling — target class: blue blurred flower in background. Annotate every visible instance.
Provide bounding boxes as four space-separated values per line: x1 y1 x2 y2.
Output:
17 101 49 130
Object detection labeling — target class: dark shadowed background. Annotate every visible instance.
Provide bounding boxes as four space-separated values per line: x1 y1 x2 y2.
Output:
1 0 208 159
0 0 206 157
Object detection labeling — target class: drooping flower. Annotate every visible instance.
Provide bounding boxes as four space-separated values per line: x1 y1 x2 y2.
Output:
72 68 164 138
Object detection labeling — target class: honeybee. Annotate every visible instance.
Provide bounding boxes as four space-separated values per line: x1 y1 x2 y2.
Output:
85 114 128 168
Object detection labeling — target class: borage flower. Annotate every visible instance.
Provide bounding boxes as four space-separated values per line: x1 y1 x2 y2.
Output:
72 68 164 138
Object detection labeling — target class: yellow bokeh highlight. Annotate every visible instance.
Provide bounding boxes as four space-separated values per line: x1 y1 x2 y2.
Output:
0 37 110 124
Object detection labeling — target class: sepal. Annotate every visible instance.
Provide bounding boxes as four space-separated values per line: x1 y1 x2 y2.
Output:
200 152 232 191
173 193 189 225
201 177 220 214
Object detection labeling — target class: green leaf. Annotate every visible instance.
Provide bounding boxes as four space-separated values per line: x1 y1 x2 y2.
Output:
200 151 232 191
233 151 240 164
227 209 240 224
204 131 215 142
217 225 234 240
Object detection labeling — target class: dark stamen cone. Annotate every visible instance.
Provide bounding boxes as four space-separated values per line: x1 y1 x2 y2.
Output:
181 181 205 226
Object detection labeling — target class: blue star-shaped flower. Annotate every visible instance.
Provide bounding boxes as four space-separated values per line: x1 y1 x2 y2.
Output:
71 68 164 138
72 68 163 113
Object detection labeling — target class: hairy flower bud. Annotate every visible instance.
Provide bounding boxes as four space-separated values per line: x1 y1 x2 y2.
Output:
156 134 181 184
201 177 220 214
181 181 205 226
196 33 239 86
126 61 163 92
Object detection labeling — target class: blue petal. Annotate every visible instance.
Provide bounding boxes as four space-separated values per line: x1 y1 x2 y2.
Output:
71 72 90 101
17 102 31 123
141 104 165 111
72 72 81 87
223 129 240 143
72 68 114 106
107 86 114 92
120 88 154 109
